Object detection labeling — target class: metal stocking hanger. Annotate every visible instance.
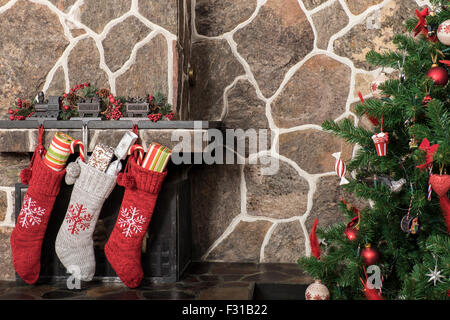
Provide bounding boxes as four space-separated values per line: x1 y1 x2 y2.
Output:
82 121 89 161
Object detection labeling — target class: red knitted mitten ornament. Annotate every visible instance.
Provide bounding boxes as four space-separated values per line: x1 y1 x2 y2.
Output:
105 155 167 288
10 126 66 284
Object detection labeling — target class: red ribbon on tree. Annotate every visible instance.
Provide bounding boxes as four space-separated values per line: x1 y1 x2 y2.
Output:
360 266 384 300
439 60 450 67
413 7 429 37
416 138 439 170
309 218 321 260
358 91 379 126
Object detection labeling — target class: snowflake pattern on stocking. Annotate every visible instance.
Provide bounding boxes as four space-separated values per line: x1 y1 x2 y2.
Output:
66 203 93 235
118 206 146 237
18 194 46 228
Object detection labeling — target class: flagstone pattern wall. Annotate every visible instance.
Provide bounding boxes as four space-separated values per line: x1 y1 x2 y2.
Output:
188 0 425 263
0 0 427 280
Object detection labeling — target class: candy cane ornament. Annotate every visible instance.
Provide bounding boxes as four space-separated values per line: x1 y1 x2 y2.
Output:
70 140 85 163
333 152 349 185
128 144 144 165
428 166 433 201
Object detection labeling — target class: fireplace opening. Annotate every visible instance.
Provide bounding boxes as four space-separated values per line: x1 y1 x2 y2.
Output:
14 155 192 284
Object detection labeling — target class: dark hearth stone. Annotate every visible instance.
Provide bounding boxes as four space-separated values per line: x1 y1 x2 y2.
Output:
96 290 143 300
198 275 222 282
0 292 38 300
42 290 83 300
185 262 212 274
209 263 260 275
242 271 292 282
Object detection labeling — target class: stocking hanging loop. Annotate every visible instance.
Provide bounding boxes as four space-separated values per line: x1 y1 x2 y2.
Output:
20 125 46 186
38 124 44 146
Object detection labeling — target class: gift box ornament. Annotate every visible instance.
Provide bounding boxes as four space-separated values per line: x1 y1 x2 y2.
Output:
106 131 139 176
141 143 172 173
87 143 115 172
372 132 389 157
43 132 75 171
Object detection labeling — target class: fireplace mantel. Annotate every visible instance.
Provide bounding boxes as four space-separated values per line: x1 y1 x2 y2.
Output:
0 120 222 152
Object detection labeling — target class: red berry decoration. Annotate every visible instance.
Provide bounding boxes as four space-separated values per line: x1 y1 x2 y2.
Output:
422 95 433 105
361 244 380 265
426 64 448 86
344 216 359 241
344 226 358 241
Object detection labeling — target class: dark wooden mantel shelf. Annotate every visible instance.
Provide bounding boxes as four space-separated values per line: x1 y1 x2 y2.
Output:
0 120 221 153
0 120 223 130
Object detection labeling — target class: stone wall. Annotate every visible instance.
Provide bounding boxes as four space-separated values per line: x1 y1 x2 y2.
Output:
189 0 421 263
0 0 185 117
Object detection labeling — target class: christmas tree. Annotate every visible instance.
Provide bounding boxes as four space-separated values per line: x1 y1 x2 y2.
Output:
298 0 450 300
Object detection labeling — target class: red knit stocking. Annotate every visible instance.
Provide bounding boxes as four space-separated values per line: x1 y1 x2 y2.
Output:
10 127 66 284
105 156 167 288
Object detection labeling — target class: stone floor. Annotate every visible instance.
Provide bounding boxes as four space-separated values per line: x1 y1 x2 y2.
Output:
0 262 312 300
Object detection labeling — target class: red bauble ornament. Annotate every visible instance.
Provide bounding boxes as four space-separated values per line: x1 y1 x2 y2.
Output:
9 115 14 121
344 227 358 241
109 97 116 104
426 64 448 86
361 244 379 265
64 105 70 111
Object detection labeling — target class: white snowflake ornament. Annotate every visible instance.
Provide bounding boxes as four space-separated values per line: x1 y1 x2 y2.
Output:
426 265 445 286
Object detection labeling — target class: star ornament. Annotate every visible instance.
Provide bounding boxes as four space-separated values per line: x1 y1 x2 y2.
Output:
426 265 445 286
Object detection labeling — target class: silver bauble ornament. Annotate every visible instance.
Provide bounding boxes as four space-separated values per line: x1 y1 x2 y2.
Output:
437 19 450 45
